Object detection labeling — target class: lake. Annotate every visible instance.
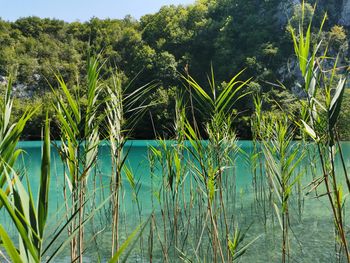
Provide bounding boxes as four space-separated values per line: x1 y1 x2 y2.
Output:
2 140 350 262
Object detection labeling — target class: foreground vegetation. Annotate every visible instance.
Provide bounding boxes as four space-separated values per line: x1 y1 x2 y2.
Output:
0 1 350 262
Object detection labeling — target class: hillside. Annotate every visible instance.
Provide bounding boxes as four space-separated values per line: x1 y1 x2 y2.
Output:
0 0 349 139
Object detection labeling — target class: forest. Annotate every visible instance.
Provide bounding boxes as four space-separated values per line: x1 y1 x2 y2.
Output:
0 0 349 139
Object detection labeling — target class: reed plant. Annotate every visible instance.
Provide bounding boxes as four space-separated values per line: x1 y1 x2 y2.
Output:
51 56 103 263
0 76 103 263
0 115 98 263
104 70 155 258
289 2 350 261
0 77 35 194
152 68 259 261
147 96 187 260
0 139 144 262
0 115 51 262
2 3 350 261
250 95 271 230
147 94 187 260
143 68 263 262
260 113 304 262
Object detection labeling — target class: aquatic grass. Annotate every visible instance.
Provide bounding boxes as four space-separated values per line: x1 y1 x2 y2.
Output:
148 134 188 260
0 76 36 195
51 56 103 263
1 3 350 261
300 70 349 261
108 216 151 263
260 114 305 262
0 115 89 263
104 70 156 258
143 67 259 262
0 115 50 262
175 68 258 262
290 2 350 261
249 94 272 231
244 4 350 261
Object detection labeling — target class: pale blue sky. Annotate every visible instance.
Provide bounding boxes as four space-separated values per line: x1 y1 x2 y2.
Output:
1 0 196 22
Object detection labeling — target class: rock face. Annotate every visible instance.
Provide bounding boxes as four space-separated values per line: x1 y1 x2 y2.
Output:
0 76 7 86
275 0 300 28
0 75 36 98
340 0 350 26
276 0 350 27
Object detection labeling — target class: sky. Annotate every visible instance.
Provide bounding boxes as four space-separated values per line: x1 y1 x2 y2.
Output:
1 0 196 22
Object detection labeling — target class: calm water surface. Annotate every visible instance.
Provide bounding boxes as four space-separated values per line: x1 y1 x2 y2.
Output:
2 140 350 262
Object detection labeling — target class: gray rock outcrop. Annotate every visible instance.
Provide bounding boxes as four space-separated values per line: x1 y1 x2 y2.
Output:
276 0 300 28
340 0 350 26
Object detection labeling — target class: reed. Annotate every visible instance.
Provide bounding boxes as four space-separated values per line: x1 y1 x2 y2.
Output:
290 2 350 261
250 94 271 231
143 67 261 262
1 4 349 261
0 60 147 263
51 56 102 263
0 114 101 263
0 114 51 262
0 76 35 194
105 70 155 258
260 113 304 262
152 67 257 261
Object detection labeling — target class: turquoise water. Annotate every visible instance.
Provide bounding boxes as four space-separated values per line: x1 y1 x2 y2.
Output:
2 140 350 262
15 140 254 213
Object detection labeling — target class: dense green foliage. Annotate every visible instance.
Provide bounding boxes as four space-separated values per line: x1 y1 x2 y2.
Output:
1 3 350 261
0 0 349 139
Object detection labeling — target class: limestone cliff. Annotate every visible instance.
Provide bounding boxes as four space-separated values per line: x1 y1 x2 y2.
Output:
276 0 350 28
340 0 350 26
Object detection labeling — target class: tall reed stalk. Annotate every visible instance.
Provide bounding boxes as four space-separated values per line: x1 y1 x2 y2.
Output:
290 2 350 260
260 113 304 262
250 95 271 230
0 114 50 263
105 71 154 257
0 113 94 262
0 76 35 193
181 68 257 261
52 57 102 263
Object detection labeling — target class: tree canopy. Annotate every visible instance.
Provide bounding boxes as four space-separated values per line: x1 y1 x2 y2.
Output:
0 0 348 139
